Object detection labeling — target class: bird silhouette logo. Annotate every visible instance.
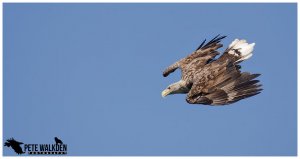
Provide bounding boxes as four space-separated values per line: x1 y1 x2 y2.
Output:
54 137 63 145
4 138 25 155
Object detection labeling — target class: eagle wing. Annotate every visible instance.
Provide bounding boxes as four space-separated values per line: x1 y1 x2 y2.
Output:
163 35 226 78
186 62 262 105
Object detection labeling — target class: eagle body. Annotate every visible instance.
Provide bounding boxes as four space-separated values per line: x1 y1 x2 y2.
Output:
162 35 262 105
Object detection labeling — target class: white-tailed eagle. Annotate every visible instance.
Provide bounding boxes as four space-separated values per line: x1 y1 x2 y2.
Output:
162 35 262 105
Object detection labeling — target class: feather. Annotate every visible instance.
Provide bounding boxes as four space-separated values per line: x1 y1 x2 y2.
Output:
196 39 206 51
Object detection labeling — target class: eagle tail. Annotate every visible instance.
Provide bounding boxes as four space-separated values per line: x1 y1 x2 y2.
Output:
226 39 255 63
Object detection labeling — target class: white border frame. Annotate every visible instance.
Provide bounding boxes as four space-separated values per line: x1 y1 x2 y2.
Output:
0 0 298 158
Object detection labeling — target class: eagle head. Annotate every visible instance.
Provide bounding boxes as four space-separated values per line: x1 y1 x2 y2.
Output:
162 80 189 97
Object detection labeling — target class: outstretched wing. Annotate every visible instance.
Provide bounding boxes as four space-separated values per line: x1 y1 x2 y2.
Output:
186 62 262 105
163 35 226 77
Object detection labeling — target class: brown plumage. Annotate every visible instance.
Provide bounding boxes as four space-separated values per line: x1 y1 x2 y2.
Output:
162 35 262 105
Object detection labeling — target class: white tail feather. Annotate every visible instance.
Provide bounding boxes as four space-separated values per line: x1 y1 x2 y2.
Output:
228 39 255 62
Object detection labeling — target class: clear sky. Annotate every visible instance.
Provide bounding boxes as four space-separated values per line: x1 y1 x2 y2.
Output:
3 3 297 156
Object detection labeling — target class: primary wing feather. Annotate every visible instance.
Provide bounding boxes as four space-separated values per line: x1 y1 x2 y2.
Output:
186 61 262 105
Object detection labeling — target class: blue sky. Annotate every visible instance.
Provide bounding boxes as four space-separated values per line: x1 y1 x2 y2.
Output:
3 3 297 156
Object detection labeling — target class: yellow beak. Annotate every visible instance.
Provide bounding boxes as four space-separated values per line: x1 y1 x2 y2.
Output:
161 89 171 98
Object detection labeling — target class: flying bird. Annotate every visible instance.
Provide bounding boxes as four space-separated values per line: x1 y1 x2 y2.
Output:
54 137 63 144
4 138 25 154
162 35 262 105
